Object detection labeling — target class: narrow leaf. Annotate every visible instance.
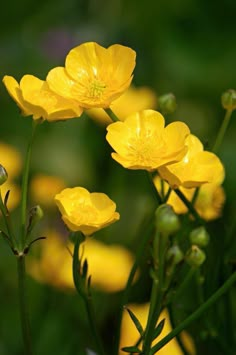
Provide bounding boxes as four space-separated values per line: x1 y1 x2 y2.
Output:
152 318 165 340
121 345 142 353
125 307 144 336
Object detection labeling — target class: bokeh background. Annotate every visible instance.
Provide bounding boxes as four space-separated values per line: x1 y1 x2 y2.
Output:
1 0 236 354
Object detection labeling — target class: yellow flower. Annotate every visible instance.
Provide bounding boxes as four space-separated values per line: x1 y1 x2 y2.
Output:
30 174 66 207
87 85 157 124
154 176 225 221
46 42 136 108
106 110 190 171
28 229 138 293
54 187 120 236
158 134 225 188
0 142 22 179
2 75 83 121
119 303 195 355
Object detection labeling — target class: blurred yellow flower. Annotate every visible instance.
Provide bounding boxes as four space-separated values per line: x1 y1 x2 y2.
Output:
28 230 137 293
30 174 66 207
119 303 195 355
106 110 190 171
46 42 136 109
158 134 225 188
0 180 21 211
3 75 82 121
55 187 120 236
0 142 22 179
154 176 225 221
87 85 157 124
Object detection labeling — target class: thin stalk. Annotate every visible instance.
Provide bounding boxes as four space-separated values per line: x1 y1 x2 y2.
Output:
147 172 162 205
104 108 120 122
174 189 203 225
72 236 105 355
20 121 38 249
212 109 233 153
150 270 236 354
17 256 33 355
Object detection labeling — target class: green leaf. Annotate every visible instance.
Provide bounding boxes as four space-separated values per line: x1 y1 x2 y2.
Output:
152 318 165 340
125 307 144 337
121 345 142 353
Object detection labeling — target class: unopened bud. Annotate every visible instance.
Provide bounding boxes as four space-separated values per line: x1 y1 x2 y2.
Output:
155 204 180 235
27 205 44 234
186 245 206 267
221 89 236 111
166 244 184 265
189 226 210 248
0 165 8 185
158 93 177 115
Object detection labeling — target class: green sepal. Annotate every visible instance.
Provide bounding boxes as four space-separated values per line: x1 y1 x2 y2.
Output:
125 307 144 337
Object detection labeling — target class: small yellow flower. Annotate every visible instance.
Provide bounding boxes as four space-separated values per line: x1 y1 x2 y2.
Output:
119 303 195 355
154 176 225 221
2 75 83 121
30 174 66 207
55 187 120 236
106 110 190 171
158 134 225 188
46 42 136 108
28 229 137 293
87 85 157 124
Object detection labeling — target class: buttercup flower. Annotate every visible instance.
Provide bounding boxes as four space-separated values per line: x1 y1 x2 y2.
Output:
119 303 195 354
28 230 137 292
3 75 82 121
158 134 225 188
106 110 190 171
46 42 136 108
55 187 120 235
87 85 157 125
154 176 225 221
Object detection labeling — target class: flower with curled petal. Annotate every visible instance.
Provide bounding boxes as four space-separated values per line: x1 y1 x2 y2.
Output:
158 134 225 188
3 75 82 121
106 110 190 171
55 187 120 236
46 42 136 108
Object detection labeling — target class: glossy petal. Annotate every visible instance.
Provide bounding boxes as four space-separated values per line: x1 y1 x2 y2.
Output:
47 42 136 108
158 134 225 188
106 110 190 171
55 187 120 236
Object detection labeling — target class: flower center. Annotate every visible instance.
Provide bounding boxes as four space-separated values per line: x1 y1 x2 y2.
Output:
88 80 106 99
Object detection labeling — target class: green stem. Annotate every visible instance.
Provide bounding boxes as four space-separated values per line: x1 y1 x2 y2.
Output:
147 172 163 205
174 189 203 224
20 121 38 249
212 109 233 153
150 270 236 354
72 235 105 355
104 108 120 122
17 256 33 355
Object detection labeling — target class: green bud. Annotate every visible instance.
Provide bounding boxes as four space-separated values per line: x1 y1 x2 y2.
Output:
166 244 184 265
221 89 236 111
158 93 177 115
27 205 44 234
186 245 206 267
189 226 210 248
0 165 8 185
155 204 180 235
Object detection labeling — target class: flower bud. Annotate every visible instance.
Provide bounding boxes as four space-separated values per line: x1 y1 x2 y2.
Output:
155 204 180 235
186 245 206 267
166 244 184 265
0 164 8 185
27 205 44 234
158 93 177 114
221 89 236 111
189 226 210 248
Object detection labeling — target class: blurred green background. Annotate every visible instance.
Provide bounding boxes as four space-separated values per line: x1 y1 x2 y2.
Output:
1 0 236 354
